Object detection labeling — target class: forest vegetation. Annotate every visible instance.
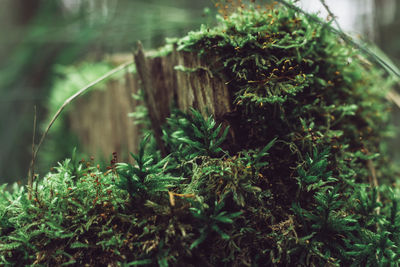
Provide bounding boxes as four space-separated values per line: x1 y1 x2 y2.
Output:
1 1 400 266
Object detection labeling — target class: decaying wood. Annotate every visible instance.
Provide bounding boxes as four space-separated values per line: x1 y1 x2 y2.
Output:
134 42 171 156
134 42 232 155
174 50 232 117
69 68 140 162
69 42 233 163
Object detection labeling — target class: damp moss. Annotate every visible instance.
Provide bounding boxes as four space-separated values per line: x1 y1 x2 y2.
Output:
176 2 395 184
2 1 400 266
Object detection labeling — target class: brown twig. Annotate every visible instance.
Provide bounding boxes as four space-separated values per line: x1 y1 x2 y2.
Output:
27 60 134 199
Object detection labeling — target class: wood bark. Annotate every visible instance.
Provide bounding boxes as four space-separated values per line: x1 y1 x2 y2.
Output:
67 45 233 162
134 43 232 155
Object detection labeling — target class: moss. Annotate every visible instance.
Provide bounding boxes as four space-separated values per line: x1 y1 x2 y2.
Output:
176 1 395 185
2 1 400 266
150 38 178 58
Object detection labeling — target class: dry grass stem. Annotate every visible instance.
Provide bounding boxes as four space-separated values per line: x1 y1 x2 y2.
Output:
387 90 400 109
27 60 134 198
276 0 400 79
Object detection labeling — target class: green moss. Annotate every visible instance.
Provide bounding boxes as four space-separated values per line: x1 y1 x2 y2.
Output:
150 38 178 58
176 2 395 185
171 2 399 265
2 1 400 266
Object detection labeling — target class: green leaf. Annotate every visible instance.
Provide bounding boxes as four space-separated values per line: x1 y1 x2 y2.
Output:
70 241 90 249
190 230 208 250
126 259 153 266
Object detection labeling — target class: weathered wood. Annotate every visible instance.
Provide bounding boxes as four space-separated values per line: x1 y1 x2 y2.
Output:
134 43 232 154
68 65 140 163
134 42 171 156
174 50 232 117
67 45 233 162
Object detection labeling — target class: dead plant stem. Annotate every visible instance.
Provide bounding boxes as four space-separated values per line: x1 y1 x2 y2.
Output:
27 60 134 199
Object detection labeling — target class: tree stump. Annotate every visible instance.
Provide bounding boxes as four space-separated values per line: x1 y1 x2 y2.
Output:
68 43 233 161
134 42 232 155
68 55 140 162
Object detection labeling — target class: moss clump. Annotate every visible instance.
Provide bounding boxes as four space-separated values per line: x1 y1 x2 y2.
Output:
1 1 400 266
177 0 396 217
172 1 399 265
178 2 393 155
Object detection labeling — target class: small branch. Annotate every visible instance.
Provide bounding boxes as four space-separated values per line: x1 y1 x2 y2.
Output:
27 60 134 196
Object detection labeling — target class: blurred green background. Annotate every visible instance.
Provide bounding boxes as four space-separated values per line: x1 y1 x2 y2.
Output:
0 0 212 184
0 0 399 184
